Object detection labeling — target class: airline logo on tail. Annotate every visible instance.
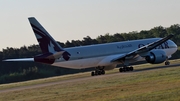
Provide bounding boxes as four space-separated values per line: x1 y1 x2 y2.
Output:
31 23 62 53
29 17 71 61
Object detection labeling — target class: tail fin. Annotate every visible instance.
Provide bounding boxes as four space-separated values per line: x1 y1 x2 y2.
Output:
28 17 63 54
3 17 71 64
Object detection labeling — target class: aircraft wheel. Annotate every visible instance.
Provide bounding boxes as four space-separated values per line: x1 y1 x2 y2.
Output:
129 67 134 71
98 71 102 75
126 67 130 71
101 70 105 75
91 71 95 76
123 67 126 72
165 61 170 65
119 68 123 72
95 71 98 75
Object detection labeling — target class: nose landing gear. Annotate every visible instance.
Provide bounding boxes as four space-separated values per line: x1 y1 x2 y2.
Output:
165 61 170 65
165 57 170 65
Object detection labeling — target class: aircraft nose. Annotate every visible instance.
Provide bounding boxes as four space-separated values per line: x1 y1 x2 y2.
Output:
167 40 178 55
169 40 177 48
173 41 177 48
170 40 178 54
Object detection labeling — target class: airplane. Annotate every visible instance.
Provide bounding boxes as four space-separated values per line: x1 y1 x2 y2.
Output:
4 17 178 76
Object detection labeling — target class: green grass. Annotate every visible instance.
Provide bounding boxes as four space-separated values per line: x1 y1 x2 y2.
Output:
178 46 180 50
0 59 180 101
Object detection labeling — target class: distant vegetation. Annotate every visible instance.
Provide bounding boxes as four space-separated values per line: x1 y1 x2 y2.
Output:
0 24 180 84
1 60 180 101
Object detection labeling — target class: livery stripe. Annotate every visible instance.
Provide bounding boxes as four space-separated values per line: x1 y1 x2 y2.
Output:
30 23 63 53
28 17 71 61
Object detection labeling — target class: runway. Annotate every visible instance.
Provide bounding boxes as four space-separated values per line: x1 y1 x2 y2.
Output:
0 63 180 93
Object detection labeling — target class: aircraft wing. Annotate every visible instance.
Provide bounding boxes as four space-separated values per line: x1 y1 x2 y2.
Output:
3 58 34 61
111 34 174 62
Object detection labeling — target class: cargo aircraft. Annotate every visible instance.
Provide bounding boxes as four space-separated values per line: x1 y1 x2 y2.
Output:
4 17 178 76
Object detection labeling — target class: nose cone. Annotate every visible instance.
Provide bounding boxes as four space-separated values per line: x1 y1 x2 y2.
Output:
172 40 177 48
169 40 178 54
168 40 177 48
174 43 178 49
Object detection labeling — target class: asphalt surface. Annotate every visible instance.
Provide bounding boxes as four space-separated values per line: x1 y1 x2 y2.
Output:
0 63 180 93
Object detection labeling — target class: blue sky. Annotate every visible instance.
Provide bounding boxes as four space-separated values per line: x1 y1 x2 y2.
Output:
0 0 180 50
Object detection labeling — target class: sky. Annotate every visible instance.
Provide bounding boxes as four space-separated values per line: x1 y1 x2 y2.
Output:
0 0 180 50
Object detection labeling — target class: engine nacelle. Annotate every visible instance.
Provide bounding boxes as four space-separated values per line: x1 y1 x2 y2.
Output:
104 65 117 70
145 50 166 64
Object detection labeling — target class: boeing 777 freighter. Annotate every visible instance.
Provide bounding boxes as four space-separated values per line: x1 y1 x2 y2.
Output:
4 17 177 76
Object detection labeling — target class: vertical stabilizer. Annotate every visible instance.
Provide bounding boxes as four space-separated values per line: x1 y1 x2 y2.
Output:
28 17 63 54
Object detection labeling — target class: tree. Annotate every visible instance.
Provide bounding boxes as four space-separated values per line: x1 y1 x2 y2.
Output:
166 24 180 45
82 36 93 45
113 33 125 42
150 26 167 37
65 41 74 47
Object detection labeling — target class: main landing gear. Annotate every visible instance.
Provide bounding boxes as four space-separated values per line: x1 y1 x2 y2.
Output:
119 66 134 72
91 67 105 76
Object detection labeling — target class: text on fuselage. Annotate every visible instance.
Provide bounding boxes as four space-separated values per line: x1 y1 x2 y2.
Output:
117 44 132 49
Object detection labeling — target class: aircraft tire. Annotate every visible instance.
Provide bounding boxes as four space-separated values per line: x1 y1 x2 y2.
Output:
97 70 101 75
91 72 95 76
130 67 134 71
165 61 170 65
126 67 130 71
123 68 126 72
119 68 123 72
101 70 105 75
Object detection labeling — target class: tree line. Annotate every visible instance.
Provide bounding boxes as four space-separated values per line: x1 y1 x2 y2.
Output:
0 24 180 84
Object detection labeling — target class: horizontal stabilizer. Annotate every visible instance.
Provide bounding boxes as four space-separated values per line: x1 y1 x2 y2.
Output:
3 58 34 62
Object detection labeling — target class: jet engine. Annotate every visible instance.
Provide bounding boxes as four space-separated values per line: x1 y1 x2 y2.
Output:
145 50 166 64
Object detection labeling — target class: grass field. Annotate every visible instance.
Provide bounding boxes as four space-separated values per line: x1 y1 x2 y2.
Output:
0 59 180 101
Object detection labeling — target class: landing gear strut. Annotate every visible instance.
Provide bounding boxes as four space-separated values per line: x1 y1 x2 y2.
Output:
165 57 170 65
119 66 134 72
91 67 105 76
165 61 170 65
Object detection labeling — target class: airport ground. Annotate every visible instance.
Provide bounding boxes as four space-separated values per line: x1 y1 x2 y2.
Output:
0 59 180 101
